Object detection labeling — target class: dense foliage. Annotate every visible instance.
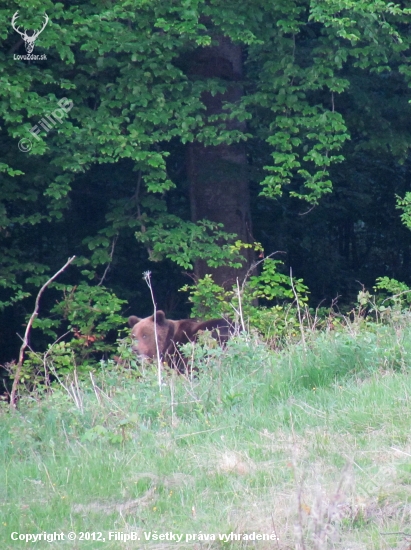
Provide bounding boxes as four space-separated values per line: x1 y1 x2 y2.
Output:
2 0 411 364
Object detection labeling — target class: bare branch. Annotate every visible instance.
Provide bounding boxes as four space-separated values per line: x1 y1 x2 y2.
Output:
10 256 76 409
240 250 285 294
98 235 118 286
290 267 306 349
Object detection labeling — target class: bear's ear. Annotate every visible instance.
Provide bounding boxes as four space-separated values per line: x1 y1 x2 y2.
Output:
176 319 200 339
128 316 141 328
195 318 230 342
153 310 166 325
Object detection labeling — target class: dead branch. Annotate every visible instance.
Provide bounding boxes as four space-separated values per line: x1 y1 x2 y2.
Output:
10 256 76 409
240 250 285 294
98 235 118 286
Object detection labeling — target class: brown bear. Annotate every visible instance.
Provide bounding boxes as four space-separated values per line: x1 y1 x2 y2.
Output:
128 310 230 370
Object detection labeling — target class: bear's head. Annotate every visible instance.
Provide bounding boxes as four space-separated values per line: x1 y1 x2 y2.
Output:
128 311 231 367
128 310 175 359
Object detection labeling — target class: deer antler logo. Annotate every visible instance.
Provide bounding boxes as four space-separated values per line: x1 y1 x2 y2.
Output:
11 11 49 54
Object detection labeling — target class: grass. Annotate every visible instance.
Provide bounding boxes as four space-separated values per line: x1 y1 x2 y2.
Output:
2 319 411 548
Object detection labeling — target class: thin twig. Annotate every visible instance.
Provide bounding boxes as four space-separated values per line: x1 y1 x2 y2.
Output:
236 278 246 332
52 366 84 413
89 372 102 405
391 446 411 457
381 289 411 304
143 271 162 389
290 267 306 349
381 532 411 537
240 250 285 294
42 463 58 494
10 256 76 409
297 204 316 216
72 369 84 413
42 330 72 390
98 235 118 286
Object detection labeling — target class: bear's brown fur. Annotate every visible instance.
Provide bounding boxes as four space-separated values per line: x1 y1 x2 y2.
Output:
128 310 230 369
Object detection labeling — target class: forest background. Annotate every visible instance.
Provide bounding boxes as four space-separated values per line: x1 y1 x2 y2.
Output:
2 0 411 368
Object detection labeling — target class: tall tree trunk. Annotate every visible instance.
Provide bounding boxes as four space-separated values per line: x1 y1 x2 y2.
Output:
187 36 254 288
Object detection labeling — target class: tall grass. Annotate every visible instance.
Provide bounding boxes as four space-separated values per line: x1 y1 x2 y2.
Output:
1 318 411 548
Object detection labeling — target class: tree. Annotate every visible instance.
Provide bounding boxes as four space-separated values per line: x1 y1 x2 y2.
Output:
1 0 411 360
186 33 254 286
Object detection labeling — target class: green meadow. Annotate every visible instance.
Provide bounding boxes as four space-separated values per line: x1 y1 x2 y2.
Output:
2 318 411 549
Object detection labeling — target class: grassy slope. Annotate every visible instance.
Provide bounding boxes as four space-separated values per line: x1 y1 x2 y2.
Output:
1 321 411 549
